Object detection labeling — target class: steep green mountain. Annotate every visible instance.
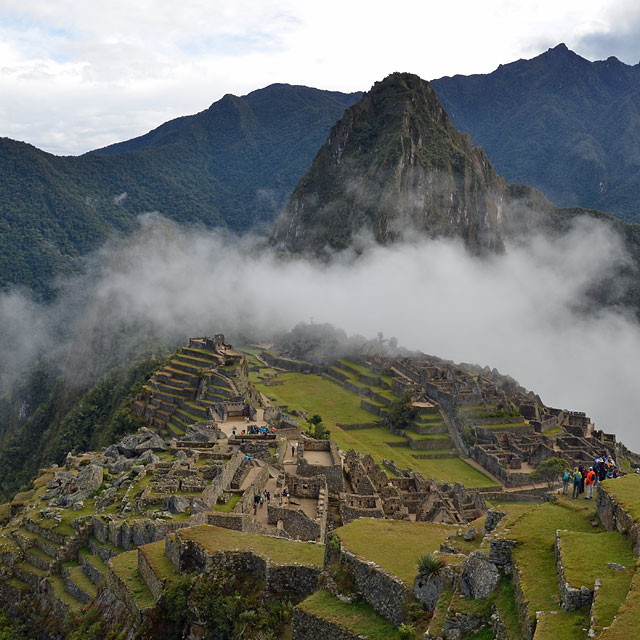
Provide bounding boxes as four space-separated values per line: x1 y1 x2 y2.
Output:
270 72 640 309
271 73 513 253
0 84 361 297
431 43 640 224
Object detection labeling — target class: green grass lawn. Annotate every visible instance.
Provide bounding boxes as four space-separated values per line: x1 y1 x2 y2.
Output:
334 518 457 585
508 499 605 639
212 493 241 512
297 589 405 639
250 361 495 487
178 524 324 567
253 372 374 425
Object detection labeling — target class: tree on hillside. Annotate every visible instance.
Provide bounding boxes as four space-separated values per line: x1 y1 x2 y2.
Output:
530 457 568 488
386 392 418 432
306 414 329 440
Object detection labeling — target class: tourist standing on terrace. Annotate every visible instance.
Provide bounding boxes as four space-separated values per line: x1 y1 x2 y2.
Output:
562 469 571 495
585 467 596 499
572 468 582 499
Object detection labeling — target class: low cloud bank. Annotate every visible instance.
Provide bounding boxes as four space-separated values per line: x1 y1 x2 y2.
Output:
2 212 639 448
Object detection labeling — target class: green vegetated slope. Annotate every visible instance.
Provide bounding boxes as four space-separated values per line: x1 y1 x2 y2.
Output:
432 44 640 224
0 85 361 296
0 351 164 501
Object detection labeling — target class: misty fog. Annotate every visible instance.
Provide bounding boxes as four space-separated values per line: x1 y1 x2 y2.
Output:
1 212 639 449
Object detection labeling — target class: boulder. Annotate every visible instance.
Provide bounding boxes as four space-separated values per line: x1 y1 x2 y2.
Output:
461 552 499 599
463 526 477 541
165 495 190 514
118 428 168 458
482 508 506 534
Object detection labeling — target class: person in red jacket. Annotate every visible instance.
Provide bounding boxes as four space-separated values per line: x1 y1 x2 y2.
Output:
585 467 596 499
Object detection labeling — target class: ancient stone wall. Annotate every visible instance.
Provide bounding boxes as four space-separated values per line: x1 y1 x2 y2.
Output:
266 564 319 597
341 550 410 625
260 352 325 374
268 505 322 541
596 485 640 553
292 607 362 640
235 466 270 515
138 547 164 600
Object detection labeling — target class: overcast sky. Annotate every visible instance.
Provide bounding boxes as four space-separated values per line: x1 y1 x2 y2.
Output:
1 0 640 155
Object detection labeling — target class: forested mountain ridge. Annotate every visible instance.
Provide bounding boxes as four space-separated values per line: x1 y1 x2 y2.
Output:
0 84 361 297
431 43 640 224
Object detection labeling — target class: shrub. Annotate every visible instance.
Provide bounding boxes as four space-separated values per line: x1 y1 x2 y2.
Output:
416 552 445 577
398 623 417 639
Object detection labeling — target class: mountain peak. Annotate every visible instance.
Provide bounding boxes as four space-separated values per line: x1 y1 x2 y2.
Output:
270 73 512 254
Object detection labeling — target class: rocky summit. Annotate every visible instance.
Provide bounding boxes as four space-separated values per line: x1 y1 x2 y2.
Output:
271 72 527 254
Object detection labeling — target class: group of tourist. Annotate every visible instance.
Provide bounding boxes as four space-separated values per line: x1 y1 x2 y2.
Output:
252 489 272 514
232 424 275 436
562 456 619 498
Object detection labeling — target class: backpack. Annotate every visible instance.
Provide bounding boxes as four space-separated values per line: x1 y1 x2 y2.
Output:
563 471 570 482
573 471 582 482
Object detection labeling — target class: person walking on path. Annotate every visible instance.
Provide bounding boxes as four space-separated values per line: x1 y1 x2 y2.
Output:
572 468 582 499
291 444 296 457
585 467 596 499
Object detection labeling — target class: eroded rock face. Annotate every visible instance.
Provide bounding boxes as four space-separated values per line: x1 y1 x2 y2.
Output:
460 552 499 599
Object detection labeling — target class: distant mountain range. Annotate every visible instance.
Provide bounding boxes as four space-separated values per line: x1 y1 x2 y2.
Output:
2 43 640 298
0 85 361 297
432 43 640 224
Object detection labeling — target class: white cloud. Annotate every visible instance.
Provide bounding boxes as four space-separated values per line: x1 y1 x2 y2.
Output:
2 214 639 450
0 0 638 154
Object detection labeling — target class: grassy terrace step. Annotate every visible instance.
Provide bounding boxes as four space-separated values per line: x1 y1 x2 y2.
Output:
79 548 108 584
47 575 82 613
297 589 405 639
474 422 529 429
178 525 324 567
334 519 459 586
600 559 640 640
109 550 156 610
557 530 635 634
175 352 218 367
508 498 605 639
139 540 178 583
67 564 98 602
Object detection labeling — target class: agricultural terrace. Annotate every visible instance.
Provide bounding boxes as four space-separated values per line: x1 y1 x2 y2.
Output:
506 497 625 640
333 518 467 586
297 590 405 639
250 366 497 488
177 524 324 567
557 530 634 635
